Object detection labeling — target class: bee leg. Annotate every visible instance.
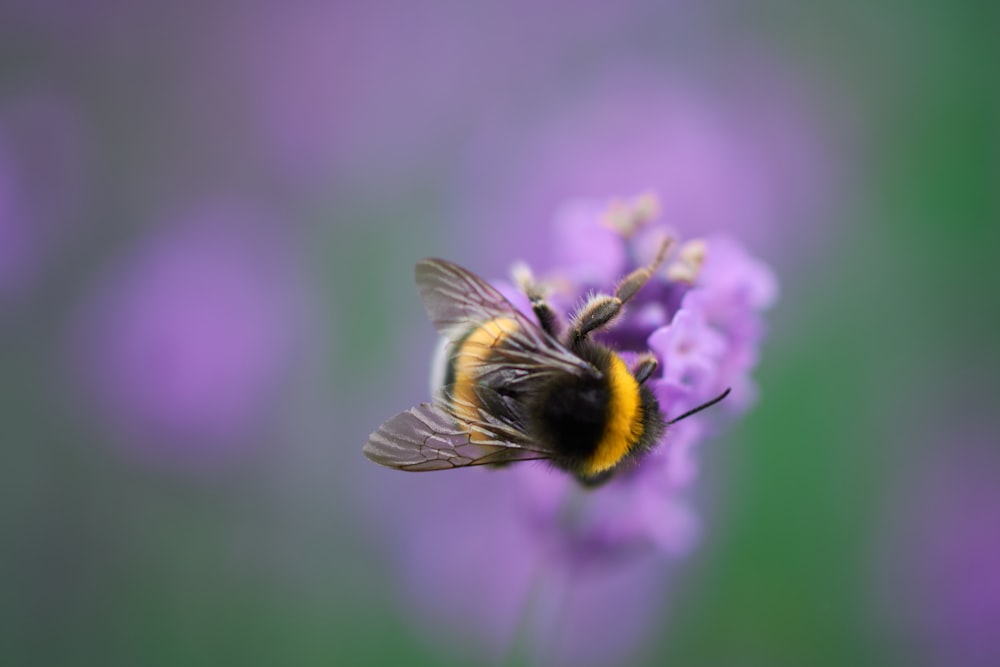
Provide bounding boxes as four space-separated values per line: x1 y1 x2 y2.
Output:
631 353 659 385
613 237 671 304
512 262 560 337
568 239 671 342
528 294 559 338
568 294 620 343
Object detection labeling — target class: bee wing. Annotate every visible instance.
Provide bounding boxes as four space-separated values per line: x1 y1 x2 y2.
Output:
364 379 557 472
363 400 551 471
415 259 596 380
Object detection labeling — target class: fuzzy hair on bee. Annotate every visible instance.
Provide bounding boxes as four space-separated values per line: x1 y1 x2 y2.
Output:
363 241 730 487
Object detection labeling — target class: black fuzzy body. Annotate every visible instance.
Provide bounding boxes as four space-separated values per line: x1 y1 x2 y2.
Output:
443 322 665 485
530 339 665 484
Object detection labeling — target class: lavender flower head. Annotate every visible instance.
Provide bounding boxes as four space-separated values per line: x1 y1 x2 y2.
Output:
369 193 776 665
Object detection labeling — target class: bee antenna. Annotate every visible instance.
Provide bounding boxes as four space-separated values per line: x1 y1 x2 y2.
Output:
667 388 732 425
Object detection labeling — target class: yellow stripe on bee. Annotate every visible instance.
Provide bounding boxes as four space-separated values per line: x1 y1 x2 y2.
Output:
584 354 644 475
450 317 519 440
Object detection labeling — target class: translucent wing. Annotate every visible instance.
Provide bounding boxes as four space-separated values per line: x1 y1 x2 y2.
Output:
415 258 596 383
364 259 598 472
363 392 553 471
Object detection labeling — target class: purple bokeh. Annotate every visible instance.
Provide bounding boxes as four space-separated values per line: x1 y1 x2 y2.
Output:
876 437 1000 667
68 199 310 468
0 91 86 302
151 0 660 194
456 63 831 276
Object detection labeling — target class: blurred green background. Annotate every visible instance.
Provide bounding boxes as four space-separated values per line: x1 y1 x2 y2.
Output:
1 1 996 666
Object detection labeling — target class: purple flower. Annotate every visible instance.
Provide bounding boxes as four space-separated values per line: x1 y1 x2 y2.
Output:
365 194 776 664
68 199 310 468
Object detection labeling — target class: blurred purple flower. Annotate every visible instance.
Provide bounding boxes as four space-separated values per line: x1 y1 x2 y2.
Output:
69 200 309 467
876 437 1000 667
366 194 776 664
0 91 86 302
168 1 658 192
456 64 831 276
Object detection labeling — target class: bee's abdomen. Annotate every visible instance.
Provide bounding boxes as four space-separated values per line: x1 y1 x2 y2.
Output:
567 346 645 478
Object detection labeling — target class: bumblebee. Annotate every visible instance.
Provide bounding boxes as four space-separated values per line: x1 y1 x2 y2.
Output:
363 241 729 486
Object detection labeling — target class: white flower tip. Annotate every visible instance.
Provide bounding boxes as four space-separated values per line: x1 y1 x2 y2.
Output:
632 190 662 222
601 191 662 238
666 238 708 284
680 238 707 264
510 260 534 287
